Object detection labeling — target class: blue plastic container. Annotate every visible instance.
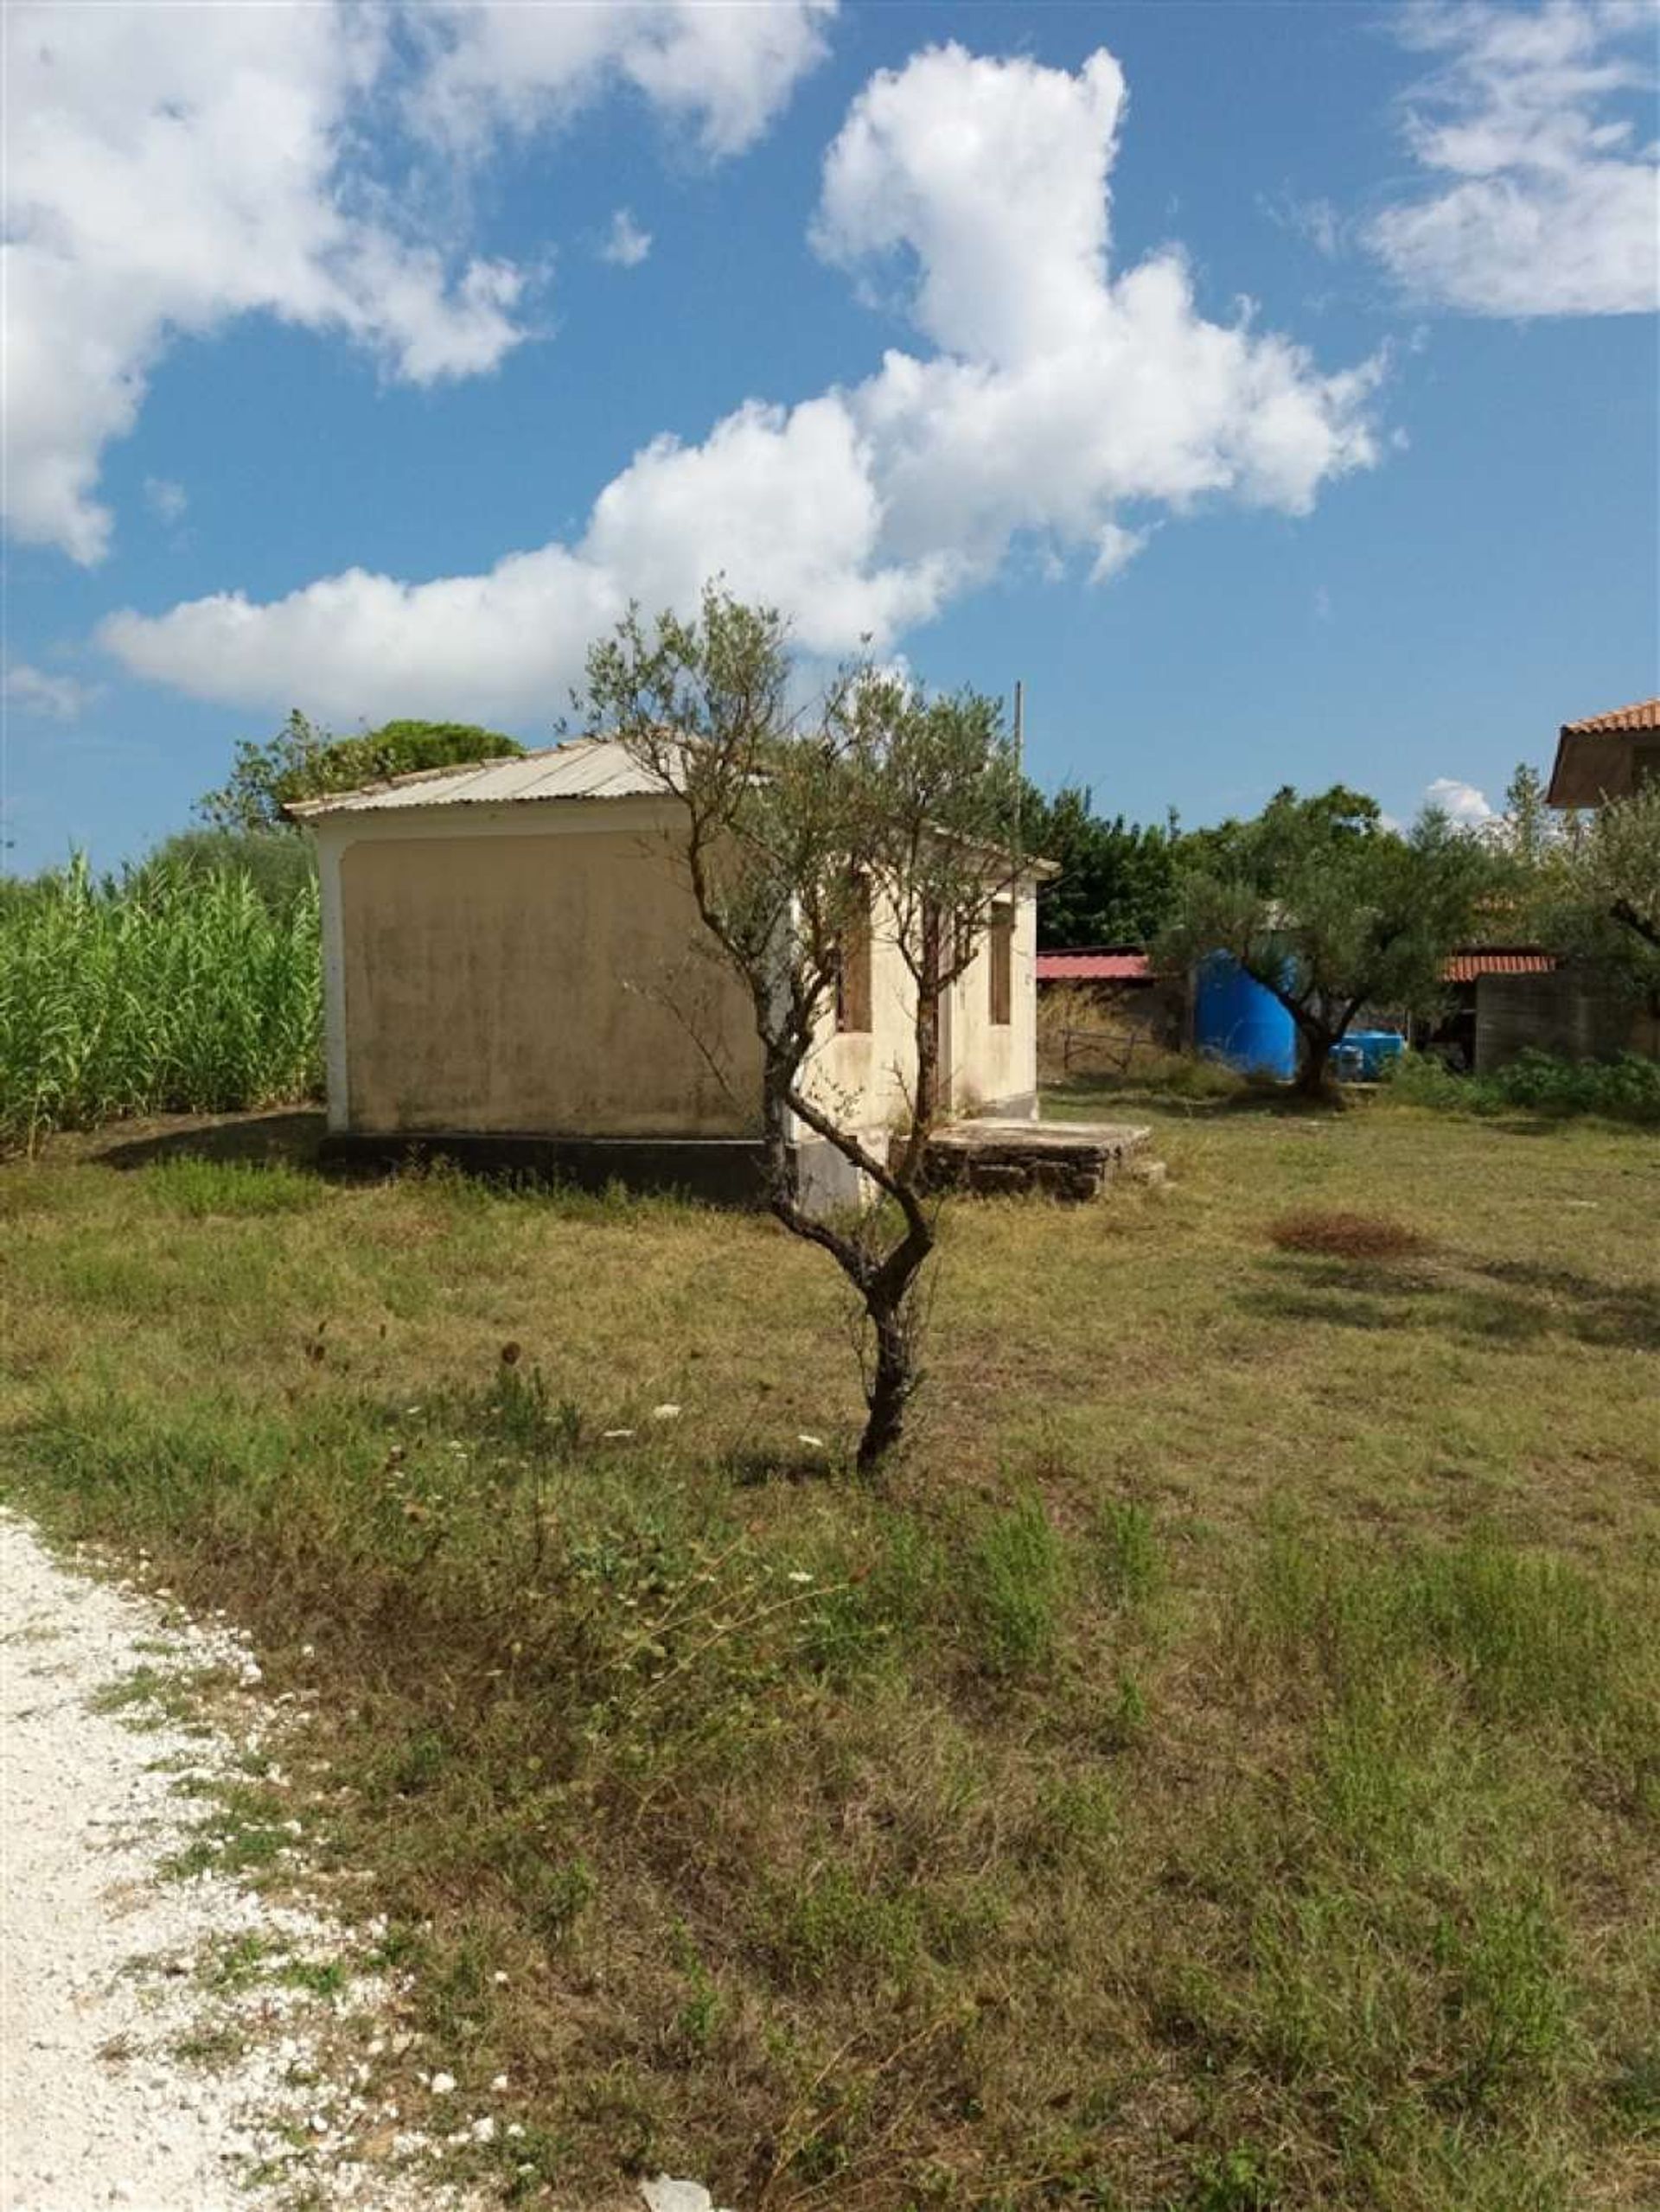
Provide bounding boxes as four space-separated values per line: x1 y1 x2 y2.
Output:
1193 954 1297 1079
1328 1029 1406 1082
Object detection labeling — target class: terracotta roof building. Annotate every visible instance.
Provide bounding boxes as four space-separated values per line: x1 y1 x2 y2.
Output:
1547 698 1660 806
1035 949 1152 984
1441 948 1556 985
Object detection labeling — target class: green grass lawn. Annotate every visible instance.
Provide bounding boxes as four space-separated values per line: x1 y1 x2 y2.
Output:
3 1090 1657 2209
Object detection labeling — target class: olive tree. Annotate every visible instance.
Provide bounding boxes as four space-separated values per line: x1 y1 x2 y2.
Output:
581 590 1024 1469
1159 787 1492 1097
1540 781 1660 996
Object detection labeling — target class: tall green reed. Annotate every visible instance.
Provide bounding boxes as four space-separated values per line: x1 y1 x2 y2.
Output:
0 855 322 1144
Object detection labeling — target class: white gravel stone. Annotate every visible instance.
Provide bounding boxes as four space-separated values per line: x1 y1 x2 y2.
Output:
0 1513 474 2212
640 2180 733 2212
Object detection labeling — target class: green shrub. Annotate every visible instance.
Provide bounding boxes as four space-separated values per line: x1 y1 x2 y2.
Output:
1386 1048 1660 1125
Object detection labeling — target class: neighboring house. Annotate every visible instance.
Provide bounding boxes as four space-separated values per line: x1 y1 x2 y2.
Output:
1527 699 1660 1069
1547 698 1660 806
1427 947 1558 1072
1033 947 1178 1078
1034 940 1647 1075
288 736 1042 1208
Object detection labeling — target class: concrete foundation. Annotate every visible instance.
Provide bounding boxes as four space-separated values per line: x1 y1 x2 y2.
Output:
318 1129 782 1207
320 1114 1155 1212
916 1117 1153 1202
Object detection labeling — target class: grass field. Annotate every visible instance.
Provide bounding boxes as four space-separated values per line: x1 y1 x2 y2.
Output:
3 1087 1657 2209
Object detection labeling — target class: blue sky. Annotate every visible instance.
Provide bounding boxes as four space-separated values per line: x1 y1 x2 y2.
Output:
4 0 1657 874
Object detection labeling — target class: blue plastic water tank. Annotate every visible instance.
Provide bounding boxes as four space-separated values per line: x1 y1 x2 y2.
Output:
1193 954 1297 1079
1328 1029 1405 1082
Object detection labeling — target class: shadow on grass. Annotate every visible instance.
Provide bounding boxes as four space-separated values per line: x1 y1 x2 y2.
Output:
1043 1072 1343 1123
80 1110 330 1173
1242 1251 1660 1354
723 1442 843 1488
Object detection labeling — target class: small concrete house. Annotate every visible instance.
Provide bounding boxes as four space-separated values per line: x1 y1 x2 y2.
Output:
1547 698 1660 806
290 737 1041 1204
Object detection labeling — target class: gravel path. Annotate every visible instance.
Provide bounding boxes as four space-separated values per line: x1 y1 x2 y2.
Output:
0 1514 471 2212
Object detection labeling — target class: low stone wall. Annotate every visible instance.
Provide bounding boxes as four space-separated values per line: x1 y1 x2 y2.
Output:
917 1118 1154 1202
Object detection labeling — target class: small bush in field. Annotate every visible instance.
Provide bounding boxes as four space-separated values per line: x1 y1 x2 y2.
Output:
1187 2146 1278 2212
1268 1209 1433 1260
964 1495 1070 1678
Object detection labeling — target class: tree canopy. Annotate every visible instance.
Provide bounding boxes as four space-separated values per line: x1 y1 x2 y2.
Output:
197 713 525 833
1159 786 1494 1095
132 829 316 914
1021 784 1181 948
1533 781 1660 1002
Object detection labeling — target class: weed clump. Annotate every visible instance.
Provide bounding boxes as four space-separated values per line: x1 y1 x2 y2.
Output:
963 1494 1071 1679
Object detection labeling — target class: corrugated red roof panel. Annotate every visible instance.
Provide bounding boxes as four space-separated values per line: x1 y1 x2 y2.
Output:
1561 698 1660 735
1037 950 1152 982
1441 949 1557 984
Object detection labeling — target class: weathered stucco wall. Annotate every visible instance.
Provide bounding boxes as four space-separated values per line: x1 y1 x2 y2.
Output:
807 882 919 1135
333 819 763 1137
315 800 1039 1157
802 881 1040 1142
948 891 1039 1116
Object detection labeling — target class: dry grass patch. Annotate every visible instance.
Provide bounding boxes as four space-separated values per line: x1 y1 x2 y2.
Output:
1267 1208 1434 1260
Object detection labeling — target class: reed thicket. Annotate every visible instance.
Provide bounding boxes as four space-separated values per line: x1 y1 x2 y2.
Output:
0 856 322 1144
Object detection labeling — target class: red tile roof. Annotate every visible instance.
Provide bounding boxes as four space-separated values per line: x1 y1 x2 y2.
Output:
1442 949 1557 984
1041 949 1558 986
1561 698 1660 735
1037 949 1152 983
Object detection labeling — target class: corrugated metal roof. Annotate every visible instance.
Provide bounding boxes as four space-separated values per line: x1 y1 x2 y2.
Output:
286 736 673 819
1037 950 1152 983
1561 698 1660 736
1442 948 1557 984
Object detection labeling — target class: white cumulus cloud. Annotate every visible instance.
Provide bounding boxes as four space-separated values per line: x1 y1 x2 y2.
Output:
599 209 654 268
102 547 625 732
2 1 833 567
3 660 103 721
1090 523 1149 584
410 0 836 161
1424 775 1497 826
144 477 188 525
102 43 1385 727
1368 1 1660 316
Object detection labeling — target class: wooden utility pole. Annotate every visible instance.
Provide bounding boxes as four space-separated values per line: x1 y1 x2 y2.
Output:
1012 679 1025 877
